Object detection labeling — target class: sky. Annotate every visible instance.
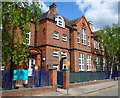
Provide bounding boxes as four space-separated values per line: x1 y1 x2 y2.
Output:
39 0 119 31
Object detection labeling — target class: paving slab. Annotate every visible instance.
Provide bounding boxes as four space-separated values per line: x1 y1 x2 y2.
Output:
68 81 118 96
35 91 63 96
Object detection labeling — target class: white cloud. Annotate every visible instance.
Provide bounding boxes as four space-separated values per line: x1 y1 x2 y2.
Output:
39 1 49 12
76 0 118 30
27 0 49 12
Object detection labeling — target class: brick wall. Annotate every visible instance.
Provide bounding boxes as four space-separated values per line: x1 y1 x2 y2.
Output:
36 20 47 46
30 23 35 46
46 20 70 48
45 46 70 71
28 13 105 72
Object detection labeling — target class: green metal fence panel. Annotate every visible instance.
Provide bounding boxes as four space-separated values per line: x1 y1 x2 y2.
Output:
70 71 108 83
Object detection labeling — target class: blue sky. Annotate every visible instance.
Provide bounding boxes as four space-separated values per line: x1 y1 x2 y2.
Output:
40 1 118 31
44 2 85 20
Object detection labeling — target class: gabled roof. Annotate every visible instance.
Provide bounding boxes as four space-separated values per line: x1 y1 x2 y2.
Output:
38 10 80 28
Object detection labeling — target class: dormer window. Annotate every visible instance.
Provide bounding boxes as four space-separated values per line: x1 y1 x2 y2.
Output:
55 15 65 28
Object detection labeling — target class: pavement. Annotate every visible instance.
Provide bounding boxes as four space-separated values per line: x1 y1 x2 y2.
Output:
35 80 119 96
96 86 119 96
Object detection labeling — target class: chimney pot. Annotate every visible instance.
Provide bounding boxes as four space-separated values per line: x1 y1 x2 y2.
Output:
49 3 57 13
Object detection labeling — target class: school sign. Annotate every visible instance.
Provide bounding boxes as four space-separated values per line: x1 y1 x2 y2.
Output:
13 68 28 80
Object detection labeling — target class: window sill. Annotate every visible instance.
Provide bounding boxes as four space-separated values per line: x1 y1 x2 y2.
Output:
53 56 59 58
62 40 67 42
79 69 85 71
82 44 87 46
53 38 59 40
87 70 92 71
56 24 65 29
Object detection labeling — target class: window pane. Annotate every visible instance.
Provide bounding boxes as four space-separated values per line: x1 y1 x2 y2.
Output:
87 55 91 71
26 34 29 38
62 34 67 41
79 53 84 71
26 32 30 45
77 33 80 43
53 50 59 57
78 33 80 37
53 64 59 70
88 37 90 46
82 29 86 45
54 32 59 39
61 51 67 57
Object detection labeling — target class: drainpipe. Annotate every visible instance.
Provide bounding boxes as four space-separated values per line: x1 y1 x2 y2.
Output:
39 49 43 71
68 48 71 71
69 28 72 71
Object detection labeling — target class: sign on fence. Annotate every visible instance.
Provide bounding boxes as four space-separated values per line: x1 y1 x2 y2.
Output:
13 68 28 80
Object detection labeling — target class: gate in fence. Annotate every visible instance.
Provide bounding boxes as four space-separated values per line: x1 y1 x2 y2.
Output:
57 71 63 88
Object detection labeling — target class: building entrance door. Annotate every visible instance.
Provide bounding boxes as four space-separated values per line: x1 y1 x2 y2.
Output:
28 58 35 76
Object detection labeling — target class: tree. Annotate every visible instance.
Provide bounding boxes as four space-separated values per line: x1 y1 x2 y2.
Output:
97 24 120 78
2 2 42 89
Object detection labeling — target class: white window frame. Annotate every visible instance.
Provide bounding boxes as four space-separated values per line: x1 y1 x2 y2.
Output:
79 53 84 71
1 64 4 70
94 41 100 49
55 15 65 28
87 55 91 71
96 57 101 71
94 40 96 49
53 31 59 39
53 49 59 57
61 51 67 57
28 58 35 76
62 34 67 42
77 33 80 43
53 64 59 70
82 29 86 45
103 58 106 71
88 37 90 46
97 42 100 49
26 32 31 45
62 64 69 69
101 45 104 51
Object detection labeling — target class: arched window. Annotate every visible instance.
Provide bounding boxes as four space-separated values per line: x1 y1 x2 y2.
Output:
55 15 65 28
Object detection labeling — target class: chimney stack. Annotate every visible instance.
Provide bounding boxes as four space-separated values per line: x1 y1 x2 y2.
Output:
49 3 56 13
88 21 93 31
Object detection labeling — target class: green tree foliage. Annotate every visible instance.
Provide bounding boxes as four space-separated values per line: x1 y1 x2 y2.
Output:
2 2 42 67
97 24 120 63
